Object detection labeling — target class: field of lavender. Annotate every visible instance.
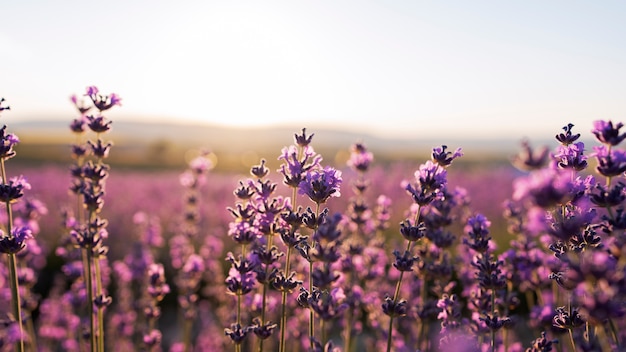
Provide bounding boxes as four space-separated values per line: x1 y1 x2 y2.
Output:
0 88 624 352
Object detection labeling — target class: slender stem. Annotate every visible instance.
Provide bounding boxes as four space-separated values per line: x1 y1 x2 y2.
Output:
491 289 496 352
86 247 96 352
596 323 612 352
344 309 353 352
94 257 105 352
568 329 577 352
236 293 242 352
308 202 321 350
3 157 23 352
608 318 621 349
386 241 413 352
258 234 272 352
321 318 326 347
279 245 292 352
8 253 24 352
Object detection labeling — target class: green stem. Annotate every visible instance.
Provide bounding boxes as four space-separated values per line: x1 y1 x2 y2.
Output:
258 235 271 352
86 247 96 352
94 257 105 352
3 157 23 352
608 318 621 349
309 202 321 350
309 259 314 350
8 253 24 352
279 246 292 352
568 329 577 352
386 241 413 352
491 289 496 352
344 309 353 352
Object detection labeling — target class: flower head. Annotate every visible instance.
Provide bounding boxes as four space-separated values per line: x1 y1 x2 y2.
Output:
298 166 342 205
0 226 33 254
592 145 626 177
555 123 580 145
592 120 626 146
511 140 549 171
347 143 374 172
552 142 587 171
431 145 463 167
0 175 31 203
85 86 122 112
0 125 19 160
70 94 91 115
278 145 322 188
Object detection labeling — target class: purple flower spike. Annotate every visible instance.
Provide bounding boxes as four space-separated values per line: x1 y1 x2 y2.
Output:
347 143 374 172
0 125 19 159
432 145 463 167
298 166 342 205
86 115 112 133
0 226 33 254
592 145 626 177
0 175 31 203
553 142 587 171
70 94 91 115
511 140 549 171
592 120 626 146
294 127 314 147
555 123 580 145
85 86 122 112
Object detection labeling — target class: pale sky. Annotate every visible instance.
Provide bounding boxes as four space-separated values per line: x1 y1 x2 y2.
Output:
1 0 625 139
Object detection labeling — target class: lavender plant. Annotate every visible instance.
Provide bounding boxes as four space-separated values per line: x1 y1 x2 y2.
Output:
1 112 625 352
0 97 32 352
65 86 120 352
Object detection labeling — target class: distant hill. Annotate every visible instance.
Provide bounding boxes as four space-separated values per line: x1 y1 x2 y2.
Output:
6 119 564 171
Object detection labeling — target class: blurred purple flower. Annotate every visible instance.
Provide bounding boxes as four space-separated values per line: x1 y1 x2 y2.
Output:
592 120 626 146
511 140 549 171
86 115 112 133
347 142 374 172
0 125 19 159
552 142 587 171
513 169 574 208
70 94 91 115
592 145 626 177
0 226 32 254
432 145 463 167
85 86 122 112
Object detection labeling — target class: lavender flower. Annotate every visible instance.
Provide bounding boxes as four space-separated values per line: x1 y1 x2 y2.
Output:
431 145 463 167
0 227 32 254
348 143 374 172
592 120 626 146
592 145 626 177
278 144 322 188
555 123 580 145
85 86 122 112
553 142 587 171
298 166 342 205
511 140 549 171
0 176 30 203
0 126 19 160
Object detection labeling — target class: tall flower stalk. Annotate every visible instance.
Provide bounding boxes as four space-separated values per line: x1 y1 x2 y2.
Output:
0 97 30 352
275 128 320 351
69 86 120 352
384 146 461 352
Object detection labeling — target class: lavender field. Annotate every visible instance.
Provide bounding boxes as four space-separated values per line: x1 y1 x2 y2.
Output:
0 89 625 352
